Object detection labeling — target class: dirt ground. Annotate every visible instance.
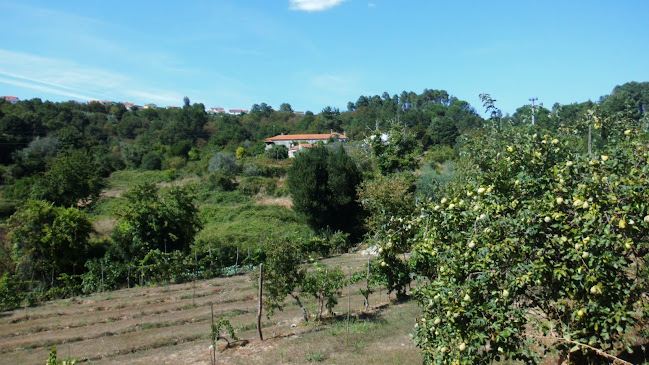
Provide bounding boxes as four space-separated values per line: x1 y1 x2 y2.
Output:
0 253 422 364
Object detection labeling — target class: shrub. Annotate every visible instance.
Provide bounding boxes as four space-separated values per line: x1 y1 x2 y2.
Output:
207 172 237 191
264 144 288 160
141 151 162 170
208 152 239 175
425 144 456 165
167 156 186 169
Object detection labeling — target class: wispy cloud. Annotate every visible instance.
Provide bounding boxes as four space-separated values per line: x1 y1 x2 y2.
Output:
0 49 183 105
312 74 357 94
289 0 347 12
368 3 376 8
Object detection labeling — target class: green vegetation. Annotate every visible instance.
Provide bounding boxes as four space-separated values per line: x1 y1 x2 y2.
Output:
1 82 649 364
288 145 363 237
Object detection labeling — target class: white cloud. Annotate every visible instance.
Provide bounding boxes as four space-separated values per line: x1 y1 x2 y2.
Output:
0 49 183 105
289 0 346 12
368 3 376 7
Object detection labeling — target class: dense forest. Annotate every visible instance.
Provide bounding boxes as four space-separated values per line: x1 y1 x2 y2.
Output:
1 81 648 363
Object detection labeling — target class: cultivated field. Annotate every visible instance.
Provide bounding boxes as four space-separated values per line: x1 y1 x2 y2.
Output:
0 253 422 364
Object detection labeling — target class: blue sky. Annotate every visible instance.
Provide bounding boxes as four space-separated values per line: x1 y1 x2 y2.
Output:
1 0 647 116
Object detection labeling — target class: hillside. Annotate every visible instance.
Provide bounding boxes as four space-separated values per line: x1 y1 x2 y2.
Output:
0 253 422 364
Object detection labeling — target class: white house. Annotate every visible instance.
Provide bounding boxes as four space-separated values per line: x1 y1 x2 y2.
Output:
264 132 348 157
1 95 19 104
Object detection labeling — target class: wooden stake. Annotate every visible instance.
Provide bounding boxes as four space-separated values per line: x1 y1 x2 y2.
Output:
257 263 264 341
211 303 216 364
346 267 351 346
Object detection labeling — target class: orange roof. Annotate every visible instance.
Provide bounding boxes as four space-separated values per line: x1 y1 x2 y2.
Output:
289 143 314 151
265 133 347 143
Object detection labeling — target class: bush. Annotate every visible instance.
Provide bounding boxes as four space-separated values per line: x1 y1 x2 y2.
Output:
237 176 277 196
141 151 162 170
208 152 239 175
425 144 456 165
167 156 186 169
264 144 288 160
169 140 193 157
242 163 261 177
207 172 237 191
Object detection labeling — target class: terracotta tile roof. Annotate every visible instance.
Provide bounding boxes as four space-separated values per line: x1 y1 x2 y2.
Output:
289 143 314 151
265 133 347 143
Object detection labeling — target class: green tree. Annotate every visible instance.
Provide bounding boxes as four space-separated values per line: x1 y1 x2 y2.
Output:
302 263 346 320
287 146 363 236
113 183 201 259
4 201 93 286
370 125 419 175
279 103 293 113
411 126 649 364
428 116 459 147
264 144 288 159
39 149 106 206
261 237 309 322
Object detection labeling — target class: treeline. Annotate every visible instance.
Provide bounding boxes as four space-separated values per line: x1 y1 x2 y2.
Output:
1 81 648 316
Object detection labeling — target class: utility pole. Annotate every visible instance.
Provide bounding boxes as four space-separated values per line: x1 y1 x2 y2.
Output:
529 97 538 125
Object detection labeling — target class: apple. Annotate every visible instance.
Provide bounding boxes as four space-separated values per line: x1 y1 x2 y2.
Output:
556 197 564 205
502 289 509 298
625 129 631 135
619 219 627 229
544 216 552 223
577 309 585 317
468 241 476 248
601 155 609 161
463 294 470 301
458 343 466 351
552 138 559 144
477 187 486 195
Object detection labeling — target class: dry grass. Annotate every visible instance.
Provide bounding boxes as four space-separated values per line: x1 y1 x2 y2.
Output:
255 196 292 208
92 217 117 236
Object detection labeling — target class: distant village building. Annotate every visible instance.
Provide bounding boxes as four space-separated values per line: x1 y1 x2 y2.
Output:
143 103 157 109
88 99 112 105
228 109 248 115
208 107 225 114
166 105 180 110
265 132 348 157
1 95 19 104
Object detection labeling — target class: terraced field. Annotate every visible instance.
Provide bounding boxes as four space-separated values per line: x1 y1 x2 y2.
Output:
0 253 422 364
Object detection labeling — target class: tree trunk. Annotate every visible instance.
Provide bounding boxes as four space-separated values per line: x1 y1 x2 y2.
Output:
292 294 309 322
